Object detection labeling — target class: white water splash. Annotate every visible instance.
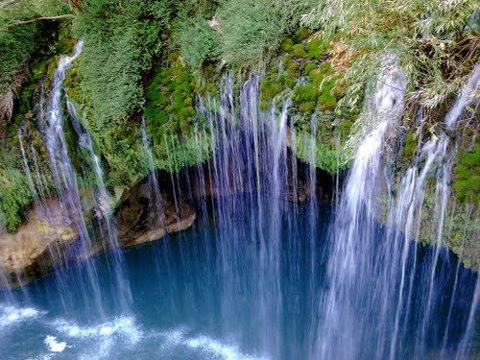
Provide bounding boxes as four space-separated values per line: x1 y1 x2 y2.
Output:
54 316 142 343
50 316 142 359
44 335 67 353
0 304 45 327
160 328 269 360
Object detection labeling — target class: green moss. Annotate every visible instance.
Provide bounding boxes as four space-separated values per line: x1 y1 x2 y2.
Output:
306 37 331 60
304 63 317 75
260 78 284 101
298 101 316 113
280 38 294 52
145 54 196 136
403 131 417 162
193 64 222 98
292 43 307 58
293 83 317 103
143 52 212 174
285 57 300 77
292 62 338 114
294 27 310 42
453 143 480 203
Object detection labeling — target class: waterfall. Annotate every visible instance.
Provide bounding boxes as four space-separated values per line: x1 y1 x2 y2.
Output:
67 99 132 312
36 41 131 318
311 55 479 359
311 54 408 359
140 117 166 225
1 47 478 359
36 40 105 316
190 74 305 358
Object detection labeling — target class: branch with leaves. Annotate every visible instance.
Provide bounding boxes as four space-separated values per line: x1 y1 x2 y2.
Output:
3 14 74 28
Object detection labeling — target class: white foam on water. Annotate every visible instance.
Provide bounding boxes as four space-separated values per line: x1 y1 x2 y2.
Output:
160 328 269 360
0 304 45 327
54 316 142 343
44 335 67 353
50 316 142 359
28 355 54 360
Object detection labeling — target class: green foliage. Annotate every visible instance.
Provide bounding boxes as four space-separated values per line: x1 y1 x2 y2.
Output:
453 143 480 203
0 0 72 93
257 31 355 173
293 130 349 174
73 1 159 125
0 168 33 232
300 0 480 109
0 142 33 232
260 33 338 112
68 0 173 186
178 16 221 70
145 54 196 135
217 0 287 65
144 53 212 174
0 24 38 93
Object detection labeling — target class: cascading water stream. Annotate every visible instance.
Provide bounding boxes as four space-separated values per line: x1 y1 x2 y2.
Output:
311 54 408 359
311 55 479 360
38 40 108 317
66 99 132 313
18 129 37 201
140 117 166 225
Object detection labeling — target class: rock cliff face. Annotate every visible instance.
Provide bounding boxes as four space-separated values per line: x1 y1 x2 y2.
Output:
0 176 197 288
116 178 196 247
0 200 78 287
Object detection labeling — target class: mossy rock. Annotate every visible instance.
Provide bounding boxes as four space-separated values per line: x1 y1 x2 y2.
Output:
453 143 480 203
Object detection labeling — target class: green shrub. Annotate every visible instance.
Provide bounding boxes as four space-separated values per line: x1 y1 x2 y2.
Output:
218 0 287 65
0 145 33 232
69 0 173 186
0 0 72 93
178 16 221 70
0 24 39 94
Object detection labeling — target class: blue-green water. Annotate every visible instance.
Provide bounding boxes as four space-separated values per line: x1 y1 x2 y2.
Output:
0 200 325 359
0 198 477 359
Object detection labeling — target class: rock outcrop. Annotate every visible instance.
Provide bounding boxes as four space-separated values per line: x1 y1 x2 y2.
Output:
0 200 78 287
0 176 197 288
116 179 196 247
